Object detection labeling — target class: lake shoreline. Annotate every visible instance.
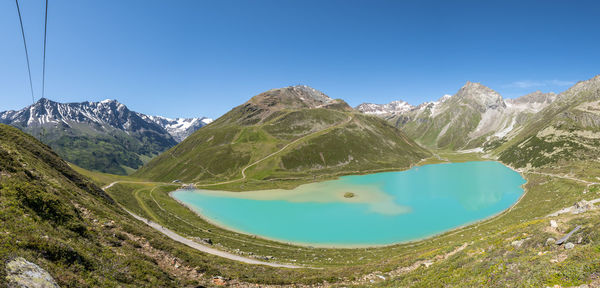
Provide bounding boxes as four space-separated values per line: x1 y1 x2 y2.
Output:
170 161 527 249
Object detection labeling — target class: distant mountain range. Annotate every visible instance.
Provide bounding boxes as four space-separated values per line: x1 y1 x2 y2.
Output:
355 75 600 172
0 98 211 174
2 75 598 177
141 115 213 142
356 82 558 151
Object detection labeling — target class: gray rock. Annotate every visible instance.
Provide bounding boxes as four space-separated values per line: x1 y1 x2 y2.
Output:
511 239 525 248
573 200 594 214
565 242 575 250
5 257 60 288
550 220 558 228
546 238 556 246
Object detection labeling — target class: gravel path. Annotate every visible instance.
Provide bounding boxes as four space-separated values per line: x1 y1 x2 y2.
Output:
103 182 306 268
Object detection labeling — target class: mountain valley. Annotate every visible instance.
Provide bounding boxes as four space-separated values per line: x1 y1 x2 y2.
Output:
2 77 600 287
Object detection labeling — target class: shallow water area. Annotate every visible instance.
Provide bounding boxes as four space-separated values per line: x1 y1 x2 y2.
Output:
172 161 526 246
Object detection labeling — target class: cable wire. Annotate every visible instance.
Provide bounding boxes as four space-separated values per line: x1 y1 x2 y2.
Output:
14 0 35 104
42 0 48 99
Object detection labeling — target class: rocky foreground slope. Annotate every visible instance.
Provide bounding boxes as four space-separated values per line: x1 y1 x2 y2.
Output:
0 124 189 286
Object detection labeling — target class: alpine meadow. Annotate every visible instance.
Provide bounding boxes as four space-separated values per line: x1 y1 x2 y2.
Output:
1 1 600 287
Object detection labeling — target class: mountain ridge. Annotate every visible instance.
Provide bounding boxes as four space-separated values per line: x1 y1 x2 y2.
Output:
135 85 430 185
356 82 559 150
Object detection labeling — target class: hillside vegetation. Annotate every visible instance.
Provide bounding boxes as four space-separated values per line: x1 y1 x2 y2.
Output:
4 78 600 287
0 124 339 287
497 75 600 175
135 86 430 186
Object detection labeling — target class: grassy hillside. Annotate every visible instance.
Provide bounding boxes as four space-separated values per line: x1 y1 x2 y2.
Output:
0 124 345 287
135 86 430 186
0 124 174 286
109 151 600 287
20 122 173 176
497 76 600 174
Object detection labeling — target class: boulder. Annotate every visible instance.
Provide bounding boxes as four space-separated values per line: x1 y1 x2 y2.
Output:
212 276 227 286
573 200 594 214
5 257 60 288
511 239 525 248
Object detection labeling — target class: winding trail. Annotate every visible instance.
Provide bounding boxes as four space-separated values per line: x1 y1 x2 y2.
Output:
195 115 353 187
524 170 600 187
102 182 305 268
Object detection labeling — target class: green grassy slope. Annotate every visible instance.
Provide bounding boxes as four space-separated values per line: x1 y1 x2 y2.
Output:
135 87 430 185
497 75 600 173
0 124 345 287
109 153 600 287
23 123 171 175
0 124 176 286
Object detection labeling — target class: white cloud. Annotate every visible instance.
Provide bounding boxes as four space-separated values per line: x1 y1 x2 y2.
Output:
547 80 575 86
504 79 575 89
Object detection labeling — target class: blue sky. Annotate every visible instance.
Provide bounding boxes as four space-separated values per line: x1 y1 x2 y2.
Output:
1 0 599 118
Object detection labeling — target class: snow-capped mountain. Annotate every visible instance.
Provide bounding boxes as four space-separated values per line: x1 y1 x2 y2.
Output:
141 115 213 142
0 98 169 135
0 98 210 174
355 100 414 115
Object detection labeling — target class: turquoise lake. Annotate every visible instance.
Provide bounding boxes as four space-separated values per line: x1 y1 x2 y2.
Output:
172 161 526 246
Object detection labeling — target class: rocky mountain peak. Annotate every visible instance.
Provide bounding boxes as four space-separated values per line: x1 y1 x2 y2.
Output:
248 85 334 110
455 81 505 111
291 85 333 104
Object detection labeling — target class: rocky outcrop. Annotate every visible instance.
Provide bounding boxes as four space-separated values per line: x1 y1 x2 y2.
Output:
5 257 60 288
548 199 599 217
